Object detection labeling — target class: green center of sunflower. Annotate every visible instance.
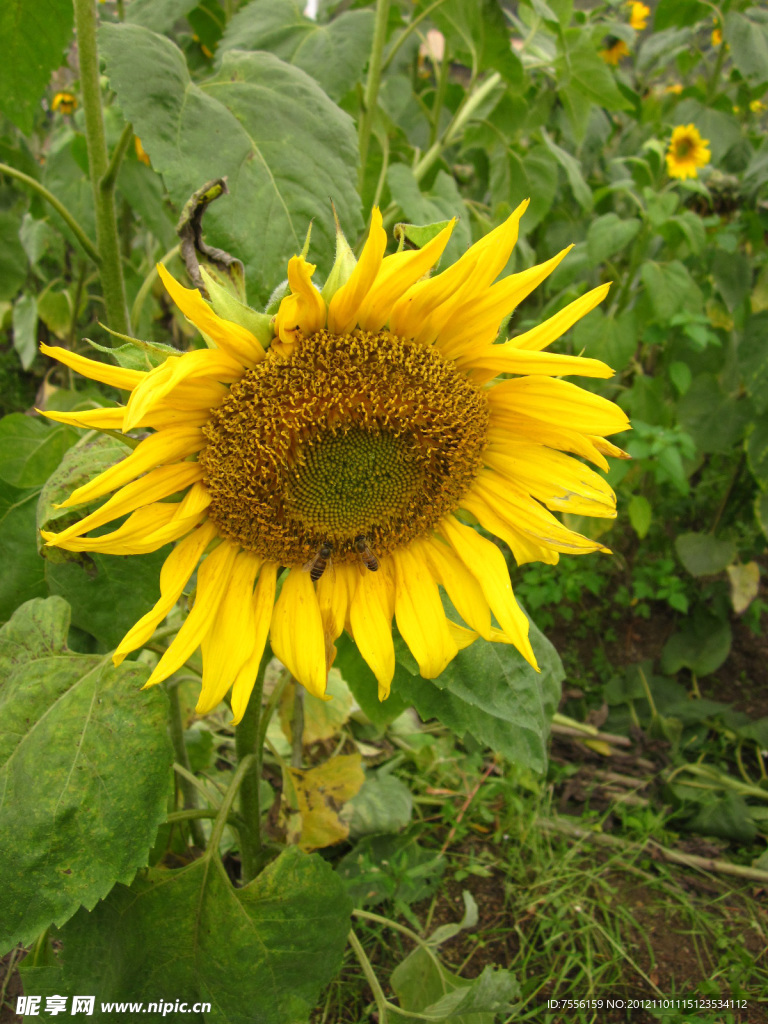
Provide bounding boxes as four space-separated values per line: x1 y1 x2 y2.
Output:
675 138 693 158
200 328 489 566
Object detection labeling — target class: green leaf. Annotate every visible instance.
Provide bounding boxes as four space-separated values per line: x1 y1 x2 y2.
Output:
386 164 471 266
429 0 523 85
677 375 751 455
0 210 28 302
337 833 445 907
756 490 768 540
711 249 751 312
653 0 708 30
12 292 38 371
30 847 351 1023
0 597 172 952
675 532 736 577
738 312 768 415
684 792 757 844
220 0 375 102
572 308 637 371
640 261 702 321
628 494 652 539
37 287 72 339
724 11 768 86
126 0 200 34
541 129 593 211
342 771 413 838
586 213 641 266
0 414 78 488
86 337 179 372
335 632 410 729
0 0 74 133
99 24 362 305
747 412 768 488
668 360 692 396
117 159 177 251
561 45 634 111
660 610 732 677
0 482 47 621
392 618 563 774
392 949 519 1023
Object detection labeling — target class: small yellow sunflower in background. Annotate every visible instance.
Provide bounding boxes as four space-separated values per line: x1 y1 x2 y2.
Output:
712 22 723 46
666 124 711 180
40 204 629 722
628 2 650 31
51 92 78 116
599 39 630 65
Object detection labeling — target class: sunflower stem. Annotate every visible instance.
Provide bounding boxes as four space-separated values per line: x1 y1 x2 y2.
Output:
358 0 391 195
167 684 207 848
291 682 305 768
73 0 130 335
235 655 270 884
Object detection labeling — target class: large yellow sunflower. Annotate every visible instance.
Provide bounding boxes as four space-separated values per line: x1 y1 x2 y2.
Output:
40 202 629 723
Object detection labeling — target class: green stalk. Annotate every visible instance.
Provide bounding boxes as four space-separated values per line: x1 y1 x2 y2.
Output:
73 0 130 335
358 0 391 195
167 684 207 848
0 162 99 264
234 657 270 884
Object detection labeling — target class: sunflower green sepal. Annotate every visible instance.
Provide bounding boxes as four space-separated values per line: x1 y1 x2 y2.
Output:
86 336 179 372
394 219 454 253
200 267 273 348
320 208 357 305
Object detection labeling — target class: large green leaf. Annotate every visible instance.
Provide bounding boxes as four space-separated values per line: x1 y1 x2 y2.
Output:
392 619 563 773
586 214 641 266
0 482 48 620
0 414 78 489
125 0 200 34
0 597 172 953
428 0 523 86
335 632 410 729
640 261 702 321
660 610 732 677
675 532 736 577
220 0 375 102
724 11 768 86
738 312 768 416
386 165 471 266
677 374 751 455
0 0 74 133
0 210 28 302
100 23 362 305
24 848 351 1024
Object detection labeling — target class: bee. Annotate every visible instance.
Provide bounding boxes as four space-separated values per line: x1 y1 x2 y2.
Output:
354 535 379 573
303 542 333 582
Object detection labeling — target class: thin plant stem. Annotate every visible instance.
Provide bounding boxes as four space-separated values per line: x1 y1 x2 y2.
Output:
102 121 133 192
291 682 304 768
173 763 220 807
358 0 391 195
235 656 270 883
347 929 389 1023
207 754 254 856
73 0 130 334
167 685 207 847
256 667 291 757
0 162 100 264
381 0 448 73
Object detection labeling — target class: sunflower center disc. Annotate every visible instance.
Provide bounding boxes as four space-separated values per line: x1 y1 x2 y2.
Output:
200 328 489 566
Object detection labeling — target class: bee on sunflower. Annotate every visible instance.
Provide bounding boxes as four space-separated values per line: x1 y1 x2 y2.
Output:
40 203 629 722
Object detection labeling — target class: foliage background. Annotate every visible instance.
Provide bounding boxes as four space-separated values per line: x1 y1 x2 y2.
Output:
0 0 767 1020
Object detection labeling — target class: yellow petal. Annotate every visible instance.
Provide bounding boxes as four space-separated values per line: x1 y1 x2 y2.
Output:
400 200 530 345
123 350 243 431
349 560 395 699
43 462 204 545
273 256 326 346
464 346 614 379
157 263 265 366
316 561 357 642
113 520 218 665
327 208 387 335
489 376 631 437
439 515 537 668
511 284 611 351
58 426 205 508
419 535 491 638
197 550 263 714
355 220 456 333
230 562 278 724
143 539 240 687
487 411 612 472
484 443 617 518
461 490 559 566
39 405 127 430
445 620 479 651
41 344 145 391
270 568 328 698
392 545 458 678
45 502 180 554
436 247 572 359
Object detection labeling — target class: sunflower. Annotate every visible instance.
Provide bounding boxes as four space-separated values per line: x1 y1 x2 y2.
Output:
51 91 78 115
599 39 630 65
40 203 629 723
628 2 650 31
666 124 711 180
